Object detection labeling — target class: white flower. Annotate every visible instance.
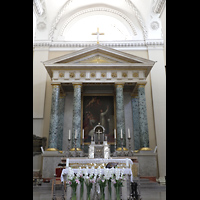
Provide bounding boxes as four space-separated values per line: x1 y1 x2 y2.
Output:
97 166 101 176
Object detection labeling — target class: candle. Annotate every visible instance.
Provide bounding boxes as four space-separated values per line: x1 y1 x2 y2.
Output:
114 129 116 139
82 129 84 139
69 130 71 140
128 128 131 139
121 129 123 139
66 158 69 167
75 130 77 139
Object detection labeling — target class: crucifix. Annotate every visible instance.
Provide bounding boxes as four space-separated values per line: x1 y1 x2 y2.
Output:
97 129 102 144
92 28 104 44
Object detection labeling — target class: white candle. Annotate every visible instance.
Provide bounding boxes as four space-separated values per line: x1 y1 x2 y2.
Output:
121 129 123 139
114 129 116 139
66 158 69 167
128 128 131 139
69 130 71 140
75 130 77 139
82 129 84 139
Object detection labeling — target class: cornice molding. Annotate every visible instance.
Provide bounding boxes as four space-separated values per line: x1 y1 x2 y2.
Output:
33 40 164 51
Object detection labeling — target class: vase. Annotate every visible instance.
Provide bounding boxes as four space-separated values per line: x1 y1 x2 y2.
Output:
86 186 91 200
71 186 77 200
100 186 105 200
115 185 121 200
80 183 84 200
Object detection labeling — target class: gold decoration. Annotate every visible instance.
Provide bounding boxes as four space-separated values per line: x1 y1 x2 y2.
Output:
69 72 75 78
122 72 127 77
101 72 106 77
59 73 64 77
111 72 117 78
90 72 96 78
133 72 139 77
80 72 85 77
46 148 58 151
139 147 152 151
70 148 82 151
116 147 128 151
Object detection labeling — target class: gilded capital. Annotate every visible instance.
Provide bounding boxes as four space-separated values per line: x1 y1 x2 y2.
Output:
115 82 125 88
51 82 61 88
73 83 82 88
137 81 147 88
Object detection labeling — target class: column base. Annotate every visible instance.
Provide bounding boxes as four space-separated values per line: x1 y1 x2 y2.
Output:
70 148 82 151
116 147 128 151
46 148 58 151
139 147 152 151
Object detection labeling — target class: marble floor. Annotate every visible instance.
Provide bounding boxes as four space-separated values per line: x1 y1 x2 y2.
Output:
33 179 166 200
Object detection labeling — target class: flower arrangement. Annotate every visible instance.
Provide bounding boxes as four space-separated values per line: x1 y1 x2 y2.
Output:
111 167 126 200
66 167 80 200
84 166 96 200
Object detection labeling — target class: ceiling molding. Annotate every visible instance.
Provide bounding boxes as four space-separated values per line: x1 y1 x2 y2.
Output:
59 7 137 38
33 0 43 16
153 0 166 16
48 0 147 41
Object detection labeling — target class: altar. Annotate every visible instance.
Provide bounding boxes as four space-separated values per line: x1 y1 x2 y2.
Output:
59 158 139 200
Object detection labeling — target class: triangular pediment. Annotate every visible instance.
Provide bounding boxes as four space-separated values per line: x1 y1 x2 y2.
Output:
43 44 155 78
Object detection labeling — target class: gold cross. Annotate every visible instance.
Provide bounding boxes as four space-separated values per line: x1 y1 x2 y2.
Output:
92 28 104 44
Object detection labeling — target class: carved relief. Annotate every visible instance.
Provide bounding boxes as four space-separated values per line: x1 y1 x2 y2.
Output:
122 72 127 77
151 21 159 30
133 72 139 77
80 72 86 77
101 72 106 78
90 72 96 78
59 72 64 77
111 72 117 78
70 72 75 78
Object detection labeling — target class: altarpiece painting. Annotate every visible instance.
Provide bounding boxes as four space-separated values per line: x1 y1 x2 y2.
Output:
82 95 115 144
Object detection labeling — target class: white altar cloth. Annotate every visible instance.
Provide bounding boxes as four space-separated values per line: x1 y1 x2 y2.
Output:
61 168 133 182
66 158 133 165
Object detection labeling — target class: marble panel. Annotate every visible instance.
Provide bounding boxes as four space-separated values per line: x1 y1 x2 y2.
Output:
48 85 60 149
116 85 126 147
131 96 140 150
57 96 65 150
72 84 82 148
138 86 149 147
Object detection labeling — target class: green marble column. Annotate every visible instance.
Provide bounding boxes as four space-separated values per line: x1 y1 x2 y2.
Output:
138 83 149 148
47 83 60 150
131 94 140 150
115 83 126 148
72 83 82 149
57 93 66 150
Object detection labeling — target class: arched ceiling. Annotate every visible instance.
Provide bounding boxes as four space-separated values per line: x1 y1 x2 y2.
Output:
33 0 165 45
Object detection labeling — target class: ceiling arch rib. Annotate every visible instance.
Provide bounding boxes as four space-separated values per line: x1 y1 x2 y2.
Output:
48 0 147 41
57 7 138 41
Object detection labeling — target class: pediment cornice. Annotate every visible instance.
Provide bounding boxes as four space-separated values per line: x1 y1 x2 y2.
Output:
43 44 155 81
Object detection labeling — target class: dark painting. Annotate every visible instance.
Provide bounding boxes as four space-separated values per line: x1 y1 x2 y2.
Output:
83 95 115 144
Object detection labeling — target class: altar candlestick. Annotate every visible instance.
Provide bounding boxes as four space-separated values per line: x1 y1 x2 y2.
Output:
114 129 116 139
121 129 123 139
82 129 84 139
69 130 71 140
128 128 131 139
